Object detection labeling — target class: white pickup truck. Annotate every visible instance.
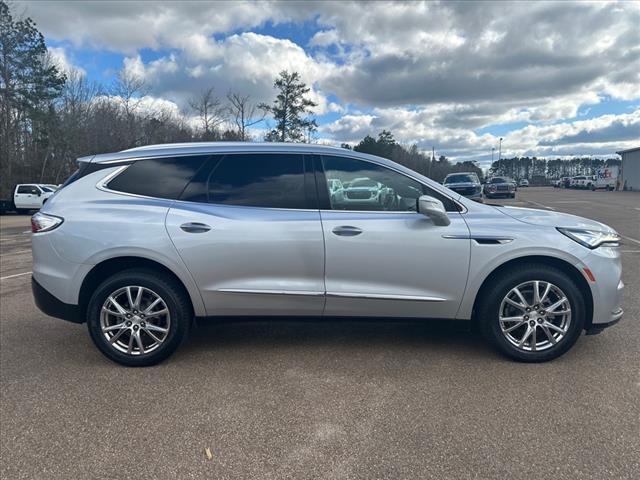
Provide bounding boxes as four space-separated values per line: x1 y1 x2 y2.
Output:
570 175 596 189
0 184 56 214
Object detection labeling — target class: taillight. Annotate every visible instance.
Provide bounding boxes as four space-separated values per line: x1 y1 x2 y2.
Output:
31 212 63 233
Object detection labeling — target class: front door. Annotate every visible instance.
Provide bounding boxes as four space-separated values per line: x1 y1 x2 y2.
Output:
166 153 325 317
317 155 471 319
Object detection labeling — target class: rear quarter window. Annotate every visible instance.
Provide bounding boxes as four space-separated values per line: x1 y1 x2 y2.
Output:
107 156 210 199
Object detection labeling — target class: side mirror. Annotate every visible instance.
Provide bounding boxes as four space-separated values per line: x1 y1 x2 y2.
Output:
417 195 450 226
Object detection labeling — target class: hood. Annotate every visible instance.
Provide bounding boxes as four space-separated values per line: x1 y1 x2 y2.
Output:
496 206 615 232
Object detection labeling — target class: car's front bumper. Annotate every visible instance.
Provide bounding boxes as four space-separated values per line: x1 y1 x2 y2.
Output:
585 308 623 335
578 244 624 330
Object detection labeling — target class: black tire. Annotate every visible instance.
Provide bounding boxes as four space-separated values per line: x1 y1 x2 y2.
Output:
87 269 192 366
510 193 516 198
478 264 585 362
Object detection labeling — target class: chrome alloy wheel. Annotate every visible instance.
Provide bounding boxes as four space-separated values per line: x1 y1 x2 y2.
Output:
498 280 571 352
100 286 171 355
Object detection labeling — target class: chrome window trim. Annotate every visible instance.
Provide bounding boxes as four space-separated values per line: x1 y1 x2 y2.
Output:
96 152 215 164
96 151 466 214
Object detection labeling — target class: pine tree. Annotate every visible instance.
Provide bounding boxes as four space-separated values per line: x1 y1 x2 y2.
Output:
259 70 317 142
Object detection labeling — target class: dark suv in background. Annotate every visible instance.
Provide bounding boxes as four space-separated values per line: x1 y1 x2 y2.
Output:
484 176 516 199
443 172 482 202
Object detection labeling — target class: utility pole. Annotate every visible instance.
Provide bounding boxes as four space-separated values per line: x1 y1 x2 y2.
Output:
491 147 495 162
498 137 503 161
428 146 434 178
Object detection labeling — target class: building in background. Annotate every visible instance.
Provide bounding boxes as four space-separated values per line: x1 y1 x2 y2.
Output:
617 147 640 191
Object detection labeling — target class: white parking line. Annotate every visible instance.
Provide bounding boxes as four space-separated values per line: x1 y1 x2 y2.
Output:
622 235 640 246
527 200 555 210
0 271 32 280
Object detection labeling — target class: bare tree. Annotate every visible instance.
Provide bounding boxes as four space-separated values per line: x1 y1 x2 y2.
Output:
111 68 149 147
226 91 264 141
112 69 148 118
189 87 225 140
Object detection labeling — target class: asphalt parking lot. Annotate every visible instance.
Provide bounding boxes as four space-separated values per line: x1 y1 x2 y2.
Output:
1 187 638 479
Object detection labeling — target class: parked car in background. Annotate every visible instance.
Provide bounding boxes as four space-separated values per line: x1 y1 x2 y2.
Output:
569 175 596 189
31 142 623 366
340 177 397 210
0 184 55 214
592 167 618 191
484 176 516 198
576 175 596 189
554 177 571 188
518 179 529 187
443 172 483 202
570 176 585 188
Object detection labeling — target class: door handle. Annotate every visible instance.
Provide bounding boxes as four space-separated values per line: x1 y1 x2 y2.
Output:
332 225 363 237
180 222 211 233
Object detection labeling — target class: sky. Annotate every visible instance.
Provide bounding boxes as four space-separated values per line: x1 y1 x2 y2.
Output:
18 0 640 166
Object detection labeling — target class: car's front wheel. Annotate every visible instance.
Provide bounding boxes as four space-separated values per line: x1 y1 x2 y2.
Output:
87 269 192 366
478 264 585 362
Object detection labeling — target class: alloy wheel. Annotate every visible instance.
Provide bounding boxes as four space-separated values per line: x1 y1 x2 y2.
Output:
100 286 171 355
498 280 571 352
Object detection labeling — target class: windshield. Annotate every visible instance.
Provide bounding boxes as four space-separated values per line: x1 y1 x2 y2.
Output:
445 174 477 184
490 177 509 183
40 186 53 192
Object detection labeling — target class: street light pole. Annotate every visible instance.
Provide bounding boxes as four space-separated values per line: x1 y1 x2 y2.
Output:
498 137 503 161
491 147 495 163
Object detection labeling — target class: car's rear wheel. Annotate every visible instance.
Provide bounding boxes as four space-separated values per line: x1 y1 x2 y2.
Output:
478 264 585 362
87 269 192 366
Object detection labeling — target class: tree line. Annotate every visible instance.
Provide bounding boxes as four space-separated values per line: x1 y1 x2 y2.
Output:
489 156 621 182
0 2 318 196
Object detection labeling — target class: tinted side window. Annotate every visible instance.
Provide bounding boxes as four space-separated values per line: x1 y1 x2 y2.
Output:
108 156 209 199
321 156 459 212
204 154 307 209
17 186 33 194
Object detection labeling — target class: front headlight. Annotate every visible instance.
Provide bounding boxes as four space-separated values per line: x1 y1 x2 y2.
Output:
557 227 620 249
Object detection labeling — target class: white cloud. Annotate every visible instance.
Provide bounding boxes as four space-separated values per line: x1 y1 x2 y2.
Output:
119 32 336 115
47 46 85 76
19 1 640 160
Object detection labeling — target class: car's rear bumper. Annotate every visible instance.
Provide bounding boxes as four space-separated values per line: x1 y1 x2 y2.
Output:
32 276 83 323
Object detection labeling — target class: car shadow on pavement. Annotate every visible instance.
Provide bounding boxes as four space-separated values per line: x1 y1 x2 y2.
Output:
178 318 495 360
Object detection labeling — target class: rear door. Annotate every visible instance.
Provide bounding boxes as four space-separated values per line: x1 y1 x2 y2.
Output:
166 153 325 316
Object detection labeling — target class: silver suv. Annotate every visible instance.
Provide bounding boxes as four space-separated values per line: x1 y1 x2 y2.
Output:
31 143 624 366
